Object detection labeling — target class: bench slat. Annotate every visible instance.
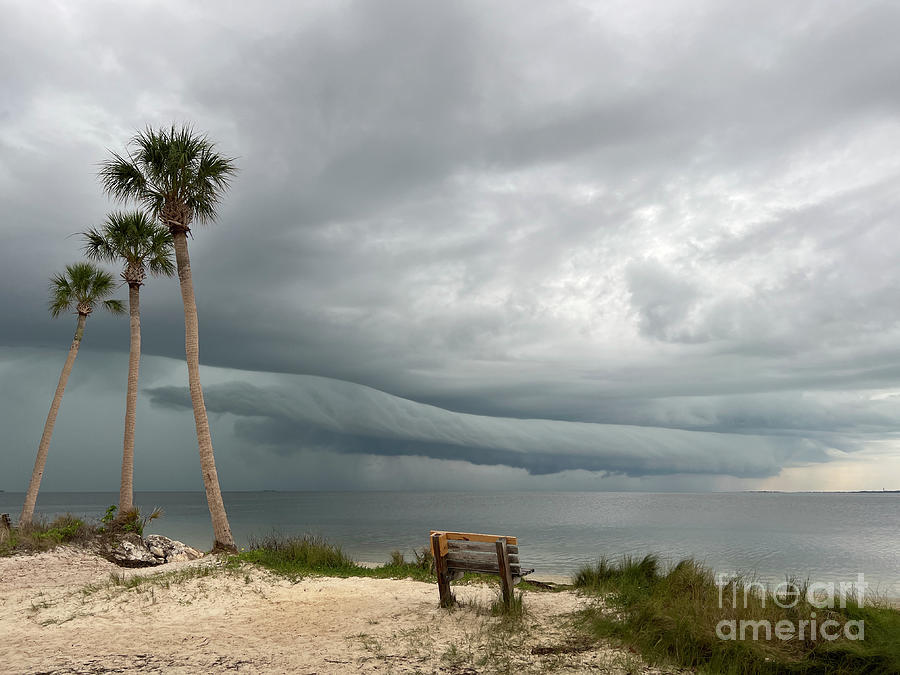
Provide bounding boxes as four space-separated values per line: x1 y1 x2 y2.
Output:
446 559 523 575
448 540 519 555
447 551 519 566
431 531 518 546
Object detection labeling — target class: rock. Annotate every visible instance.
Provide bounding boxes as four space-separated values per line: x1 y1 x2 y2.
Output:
104 533 204 567
106 533 160 567
143 534 204 563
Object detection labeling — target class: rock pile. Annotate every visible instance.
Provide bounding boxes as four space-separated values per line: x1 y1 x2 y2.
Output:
105 533 204 567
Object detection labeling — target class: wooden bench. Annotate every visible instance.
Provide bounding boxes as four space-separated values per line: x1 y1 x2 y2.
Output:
430 530 534 607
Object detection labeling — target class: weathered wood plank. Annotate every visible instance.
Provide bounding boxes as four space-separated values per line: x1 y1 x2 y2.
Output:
436 532 449 557
496 538 514 607
431 532 454 607
445 559 523 575
448 540 519 555
430 531 518 546
447 551 519 565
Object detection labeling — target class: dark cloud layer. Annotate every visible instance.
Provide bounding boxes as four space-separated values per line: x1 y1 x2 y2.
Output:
3 1 900 490
146 379 826 477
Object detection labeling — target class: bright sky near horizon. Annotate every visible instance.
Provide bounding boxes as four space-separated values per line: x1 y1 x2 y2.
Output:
3 0 900 492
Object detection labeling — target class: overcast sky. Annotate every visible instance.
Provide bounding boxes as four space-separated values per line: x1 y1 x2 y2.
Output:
3 0 900 493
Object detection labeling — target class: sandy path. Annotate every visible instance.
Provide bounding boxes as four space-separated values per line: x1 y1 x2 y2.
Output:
0 547 664 674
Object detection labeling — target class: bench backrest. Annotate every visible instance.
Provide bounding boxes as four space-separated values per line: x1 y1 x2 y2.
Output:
430 531 523 577
430 530 530 607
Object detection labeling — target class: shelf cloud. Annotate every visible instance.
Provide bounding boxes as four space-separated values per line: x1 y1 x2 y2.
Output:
146 377 830 478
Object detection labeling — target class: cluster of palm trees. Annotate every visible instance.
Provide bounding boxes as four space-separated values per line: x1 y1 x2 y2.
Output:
19 125 238 552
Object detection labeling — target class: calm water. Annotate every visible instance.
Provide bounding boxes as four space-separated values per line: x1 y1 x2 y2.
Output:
2 491 897 594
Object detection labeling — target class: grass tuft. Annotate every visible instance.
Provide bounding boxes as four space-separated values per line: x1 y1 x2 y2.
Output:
491 590 527 621
0 514 96 555
573 553 659 593
238 533 357 578
99 505 162 537
235 533 436 582
574 555 900 674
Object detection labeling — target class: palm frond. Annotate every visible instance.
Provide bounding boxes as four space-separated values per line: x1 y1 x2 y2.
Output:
102 299 127 315
189 145 237 224
81 211 175 278
48 272 74 317
82 227 117 263
46 263 123 318
145 226 176 277
98 151 147 204
100 124 237 227
85 266 118 300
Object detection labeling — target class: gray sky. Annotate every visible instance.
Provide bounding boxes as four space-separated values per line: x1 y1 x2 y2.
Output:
3 0 900 492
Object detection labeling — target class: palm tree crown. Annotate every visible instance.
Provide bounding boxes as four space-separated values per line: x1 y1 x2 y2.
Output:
50 262 125 318
99 125 237 231
83 211 175 286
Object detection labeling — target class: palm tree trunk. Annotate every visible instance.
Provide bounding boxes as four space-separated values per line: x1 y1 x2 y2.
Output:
171 230 236 551
19 313 87 527
119 284 141 513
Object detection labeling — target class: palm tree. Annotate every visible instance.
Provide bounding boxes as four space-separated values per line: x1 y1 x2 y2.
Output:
99 125 238 551
20 263 125 527
83 211 174 514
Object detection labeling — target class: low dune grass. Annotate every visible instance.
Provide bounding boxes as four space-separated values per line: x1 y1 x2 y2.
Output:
574 554 900 674
0 505 165 559
0 514 96 556
235 533 436 582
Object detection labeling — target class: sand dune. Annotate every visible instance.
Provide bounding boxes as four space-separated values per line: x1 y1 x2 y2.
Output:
0 547 675 674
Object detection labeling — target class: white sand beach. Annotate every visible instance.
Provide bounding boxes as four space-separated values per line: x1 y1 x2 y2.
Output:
0 547 671 674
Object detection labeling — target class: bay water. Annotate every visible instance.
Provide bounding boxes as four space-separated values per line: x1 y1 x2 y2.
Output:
2 491 897 595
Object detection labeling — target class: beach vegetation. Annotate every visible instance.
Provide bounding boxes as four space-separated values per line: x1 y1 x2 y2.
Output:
574 555 900 674
387 546 434 573
18 263 124 527
83 211 174 514
491 589 526 620
235 533 439 582
99 124 238 552
239 532 357 578
106 562 222 591
1 506 164 558
98 505 162 537
0 514 96 556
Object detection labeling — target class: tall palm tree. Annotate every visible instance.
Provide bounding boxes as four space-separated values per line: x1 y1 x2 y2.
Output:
83 211 174 513
20 263 125 527
99 125 238 551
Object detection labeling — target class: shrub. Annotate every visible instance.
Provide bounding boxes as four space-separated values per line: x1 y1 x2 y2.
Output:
99 505 162 536
1 514 95 556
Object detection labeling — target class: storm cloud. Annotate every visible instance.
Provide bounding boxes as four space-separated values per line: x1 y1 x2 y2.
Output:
146 378 829 477
3 0 900 491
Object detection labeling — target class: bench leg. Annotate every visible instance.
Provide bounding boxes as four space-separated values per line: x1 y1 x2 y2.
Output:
496 538 514 609
432 533 455 608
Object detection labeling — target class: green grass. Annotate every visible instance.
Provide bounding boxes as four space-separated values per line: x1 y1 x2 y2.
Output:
0 514 95 555
574 555 900 674
106 562 227 590
233 533 436 582
98 505 162 536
